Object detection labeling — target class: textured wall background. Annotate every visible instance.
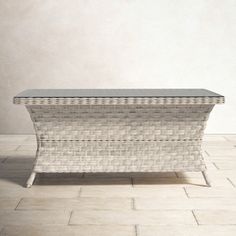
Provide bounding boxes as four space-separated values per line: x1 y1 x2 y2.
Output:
0 0 235 134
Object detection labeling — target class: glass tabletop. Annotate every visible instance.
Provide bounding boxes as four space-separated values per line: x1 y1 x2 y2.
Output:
15 89 223 98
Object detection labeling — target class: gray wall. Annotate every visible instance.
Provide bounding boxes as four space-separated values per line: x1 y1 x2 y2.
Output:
0 0 235 134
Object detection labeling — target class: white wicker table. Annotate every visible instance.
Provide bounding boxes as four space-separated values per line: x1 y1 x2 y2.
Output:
14 89 224 187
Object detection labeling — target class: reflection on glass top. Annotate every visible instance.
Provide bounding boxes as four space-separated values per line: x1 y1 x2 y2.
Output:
15 89 223 98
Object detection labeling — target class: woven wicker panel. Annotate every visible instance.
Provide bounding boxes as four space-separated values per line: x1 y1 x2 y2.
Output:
27 105 213 141
34 140 205 172
26 104 212 173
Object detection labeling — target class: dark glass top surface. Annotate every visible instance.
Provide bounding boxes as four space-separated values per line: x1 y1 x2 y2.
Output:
15 89 223 98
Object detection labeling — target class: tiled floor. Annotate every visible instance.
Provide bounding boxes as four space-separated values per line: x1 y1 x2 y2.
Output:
0 135 236 236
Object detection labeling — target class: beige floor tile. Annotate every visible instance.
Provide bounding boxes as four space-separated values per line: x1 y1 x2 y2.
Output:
205 148 236 157
0 225 135 236
194 210 236 225
0 150 35 158
202 152 209 158
0 140 33 146
224 135 236 142
176 172 206 178
81 186 186 198
133 177 204 187
138 225 236 236
70 210 196 225
1 134 236 235
0 173 85 187
0 198 20 210
215 170 236 178
0 145 19 152
202 141 234 147
0 169 31 178
0 178 26 187
0 185 80 198
36 177 131 186
0 210 70 225
133 176 231 187
16 139 37 144
227 176 236 187
5 157 34 164
203 176 232 187
17 197 132 210
19 140 37 145
177 170 234 179
25 135 36 141
0 157 7 163
135 197 236 210
213 161 236 170
0 162 33 171
203 135 227 141
175 172 233 187
31 175 87 186
185 187 236 198
204 161 218 170
199 177 232 187
39 173 83 178
84 172 176 178
13 150 36 157
206 156 236 161
179 171 225 178
0 135 28 143
17 145 37 151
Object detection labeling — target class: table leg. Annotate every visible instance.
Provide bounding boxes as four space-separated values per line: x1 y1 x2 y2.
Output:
26 172 36 188
202 171 211 187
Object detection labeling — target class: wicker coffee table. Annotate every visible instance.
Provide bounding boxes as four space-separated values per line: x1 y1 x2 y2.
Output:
14 89 224 187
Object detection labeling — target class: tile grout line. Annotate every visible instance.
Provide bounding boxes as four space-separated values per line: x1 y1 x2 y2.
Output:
14 198 23 210
191 210 200 225
78 187 82 197
1 157 8 163
227 177 236 188
223 136 235 142
134 224 139 236
68 211 73 226
183 187 190 198
131 177 134 187
223 136 229 141
15 145 21 151
0 227 4 236
212 162 220 170
204 150 210 156
132 198 136 210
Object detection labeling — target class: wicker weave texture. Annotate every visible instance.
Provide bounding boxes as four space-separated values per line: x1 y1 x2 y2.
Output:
27 104 213 173
34 140 205 172
15 96 224 105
